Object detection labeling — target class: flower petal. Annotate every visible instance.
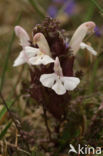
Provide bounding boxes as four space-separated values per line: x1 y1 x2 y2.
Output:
24 46 40 58
80 42 97 56
61 77 80 91
15 26 30 48
40 73 57 88
13 51 26 67
52 79 66 95
40 55 54 65
29 56 42 65
29 54 54 65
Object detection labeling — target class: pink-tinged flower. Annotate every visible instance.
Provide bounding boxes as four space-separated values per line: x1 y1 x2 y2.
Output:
40 57 80 95
13 26 54 67
69 21 97 55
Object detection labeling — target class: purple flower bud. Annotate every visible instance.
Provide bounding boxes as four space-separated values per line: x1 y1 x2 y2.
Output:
48 6 58 18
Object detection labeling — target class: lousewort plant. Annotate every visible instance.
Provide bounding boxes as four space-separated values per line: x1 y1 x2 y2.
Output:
13 17 97 120
12 18 103 156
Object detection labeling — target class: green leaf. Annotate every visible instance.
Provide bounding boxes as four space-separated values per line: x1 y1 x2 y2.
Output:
0 121 12 140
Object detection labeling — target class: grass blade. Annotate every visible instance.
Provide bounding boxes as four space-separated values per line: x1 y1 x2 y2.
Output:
0 99 14 120
28 0 46 18
0 121 12 140
85 1 95 21
90 0 103 13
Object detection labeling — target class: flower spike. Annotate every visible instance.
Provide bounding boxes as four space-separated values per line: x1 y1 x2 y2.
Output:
40 57 80 95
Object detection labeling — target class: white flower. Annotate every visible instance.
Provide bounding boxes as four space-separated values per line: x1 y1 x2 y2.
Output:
13 26 54 67
69 21 97 55
40 57 80 95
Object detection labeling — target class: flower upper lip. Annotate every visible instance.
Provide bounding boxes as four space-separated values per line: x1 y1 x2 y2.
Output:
33 33 51 56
